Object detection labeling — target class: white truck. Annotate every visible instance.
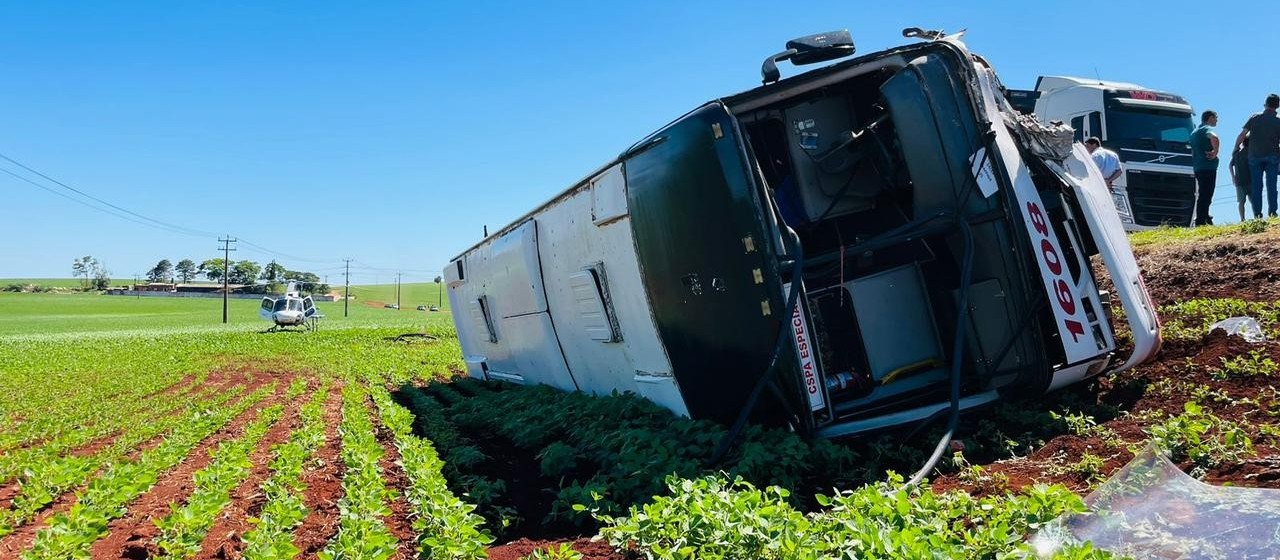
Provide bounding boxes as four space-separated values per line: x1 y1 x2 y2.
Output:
443 31 1161 448
1007 77 1198 230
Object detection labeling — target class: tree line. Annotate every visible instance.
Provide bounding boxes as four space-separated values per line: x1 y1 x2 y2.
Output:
69 256 331 294
146 258 331 294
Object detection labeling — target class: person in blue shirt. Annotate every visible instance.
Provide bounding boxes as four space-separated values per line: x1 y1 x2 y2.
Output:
1190 110 1220 226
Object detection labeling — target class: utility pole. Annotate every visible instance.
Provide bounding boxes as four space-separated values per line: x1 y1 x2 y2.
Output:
396 272 401 310
218 237 237 323
343 258 351 318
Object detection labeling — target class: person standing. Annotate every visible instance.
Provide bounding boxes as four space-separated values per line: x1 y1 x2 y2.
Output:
1085 137 1123 189
1231 137 1254 221
1236 94 1280 218
1190 110 1221 225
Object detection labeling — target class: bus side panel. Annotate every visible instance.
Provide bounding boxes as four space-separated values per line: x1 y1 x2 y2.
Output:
535 165 689 416
446 221 578 391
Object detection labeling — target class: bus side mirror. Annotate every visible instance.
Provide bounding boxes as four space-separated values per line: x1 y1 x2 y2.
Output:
761 30 855 84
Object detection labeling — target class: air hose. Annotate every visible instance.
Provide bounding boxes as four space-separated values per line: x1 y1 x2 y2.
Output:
710 224 805 464
905 213 975 487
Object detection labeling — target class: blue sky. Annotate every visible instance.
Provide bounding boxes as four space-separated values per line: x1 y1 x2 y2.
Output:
1 1 1274 281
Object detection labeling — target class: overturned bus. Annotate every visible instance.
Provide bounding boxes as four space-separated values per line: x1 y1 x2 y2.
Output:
443 30 1160 441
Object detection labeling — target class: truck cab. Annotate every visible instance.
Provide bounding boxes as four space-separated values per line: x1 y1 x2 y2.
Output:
1009 76 1197 230
445 33 1161 439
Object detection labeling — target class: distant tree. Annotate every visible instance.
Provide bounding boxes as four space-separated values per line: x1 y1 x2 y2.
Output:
72 256 98 290
146 259 173 283
91 265 111 290
175 259 197 283
230 260 262 285
199 258 227 282
260 260 287 284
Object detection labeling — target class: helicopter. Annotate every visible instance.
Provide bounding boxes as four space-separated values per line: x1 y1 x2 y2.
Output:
258 281 323 331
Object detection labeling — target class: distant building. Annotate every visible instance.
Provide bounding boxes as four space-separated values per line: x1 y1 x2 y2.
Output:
132 282 175 292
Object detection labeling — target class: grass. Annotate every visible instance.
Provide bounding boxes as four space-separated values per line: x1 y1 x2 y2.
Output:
1127 218 1274 248
0 278 96 289
344 282 449 310
0 289 447 337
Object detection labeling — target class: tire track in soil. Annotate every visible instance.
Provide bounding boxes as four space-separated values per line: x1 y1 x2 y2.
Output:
293 381 345 559
189 379 314 560
373 418 417 560
90 375 295 560
0 371 269 558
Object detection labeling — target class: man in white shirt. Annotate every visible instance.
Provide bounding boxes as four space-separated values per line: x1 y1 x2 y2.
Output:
1085 137 1123 189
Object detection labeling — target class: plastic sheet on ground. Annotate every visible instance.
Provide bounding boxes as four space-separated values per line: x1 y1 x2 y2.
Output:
1209 316 1267 343
1031 446 1280 559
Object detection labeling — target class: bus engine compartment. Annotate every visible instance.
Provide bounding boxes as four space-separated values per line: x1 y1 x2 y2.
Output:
731 45 1119 437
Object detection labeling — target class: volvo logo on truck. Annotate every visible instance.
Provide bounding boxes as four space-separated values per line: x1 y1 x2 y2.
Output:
444 30 1161 450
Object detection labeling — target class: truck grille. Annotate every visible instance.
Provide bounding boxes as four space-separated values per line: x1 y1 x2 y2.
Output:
1125 170 1194 227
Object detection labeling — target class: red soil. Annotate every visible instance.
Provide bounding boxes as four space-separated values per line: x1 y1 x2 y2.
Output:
0 369 267 558
189 381 312 560
488 537 627 560
373 414 418 559
293 382 345 559
93 377 293 559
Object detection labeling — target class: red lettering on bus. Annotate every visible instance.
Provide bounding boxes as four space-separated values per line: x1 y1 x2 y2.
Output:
1027 201 1049 236
1040 239 1062 276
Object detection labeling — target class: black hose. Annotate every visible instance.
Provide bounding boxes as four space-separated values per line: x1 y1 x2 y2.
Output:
709 225 805 464
905 214 975 487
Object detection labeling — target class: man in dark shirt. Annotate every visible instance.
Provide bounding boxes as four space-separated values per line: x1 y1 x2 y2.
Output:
1231 137 1254 221
1190 110 1220 225
1236 94 1280 218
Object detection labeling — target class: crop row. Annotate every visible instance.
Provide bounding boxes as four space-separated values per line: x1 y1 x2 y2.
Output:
0 375 206 480
241 379 333 559
594 474 1116 559
366 377 491 559
151 379 306 559
22 383 276 560
0 384 247 536
317 382 399 560
411 379 867 525
0 338 202 452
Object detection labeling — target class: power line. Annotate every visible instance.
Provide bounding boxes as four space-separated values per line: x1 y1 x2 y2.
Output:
0 151 221 238
0 166 207 237
0 151 349 265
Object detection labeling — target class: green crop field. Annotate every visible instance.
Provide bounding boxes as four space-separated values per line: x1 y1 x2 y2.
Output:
3 224 1279 559
0 278 93 289
344 281 450 310
0 292 442 338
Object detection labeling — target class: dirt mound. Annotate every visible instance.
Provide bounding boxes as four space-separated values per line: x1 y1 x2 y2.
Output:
1133 228 1280 306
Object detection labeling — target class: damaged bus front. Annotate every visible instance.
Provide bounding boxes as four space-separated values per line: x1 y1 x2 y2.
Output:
444 31 1161 441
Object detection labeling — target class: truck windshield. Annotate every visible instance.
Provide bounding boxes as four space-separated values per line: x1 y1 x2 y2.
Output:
1106 107 1194 148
